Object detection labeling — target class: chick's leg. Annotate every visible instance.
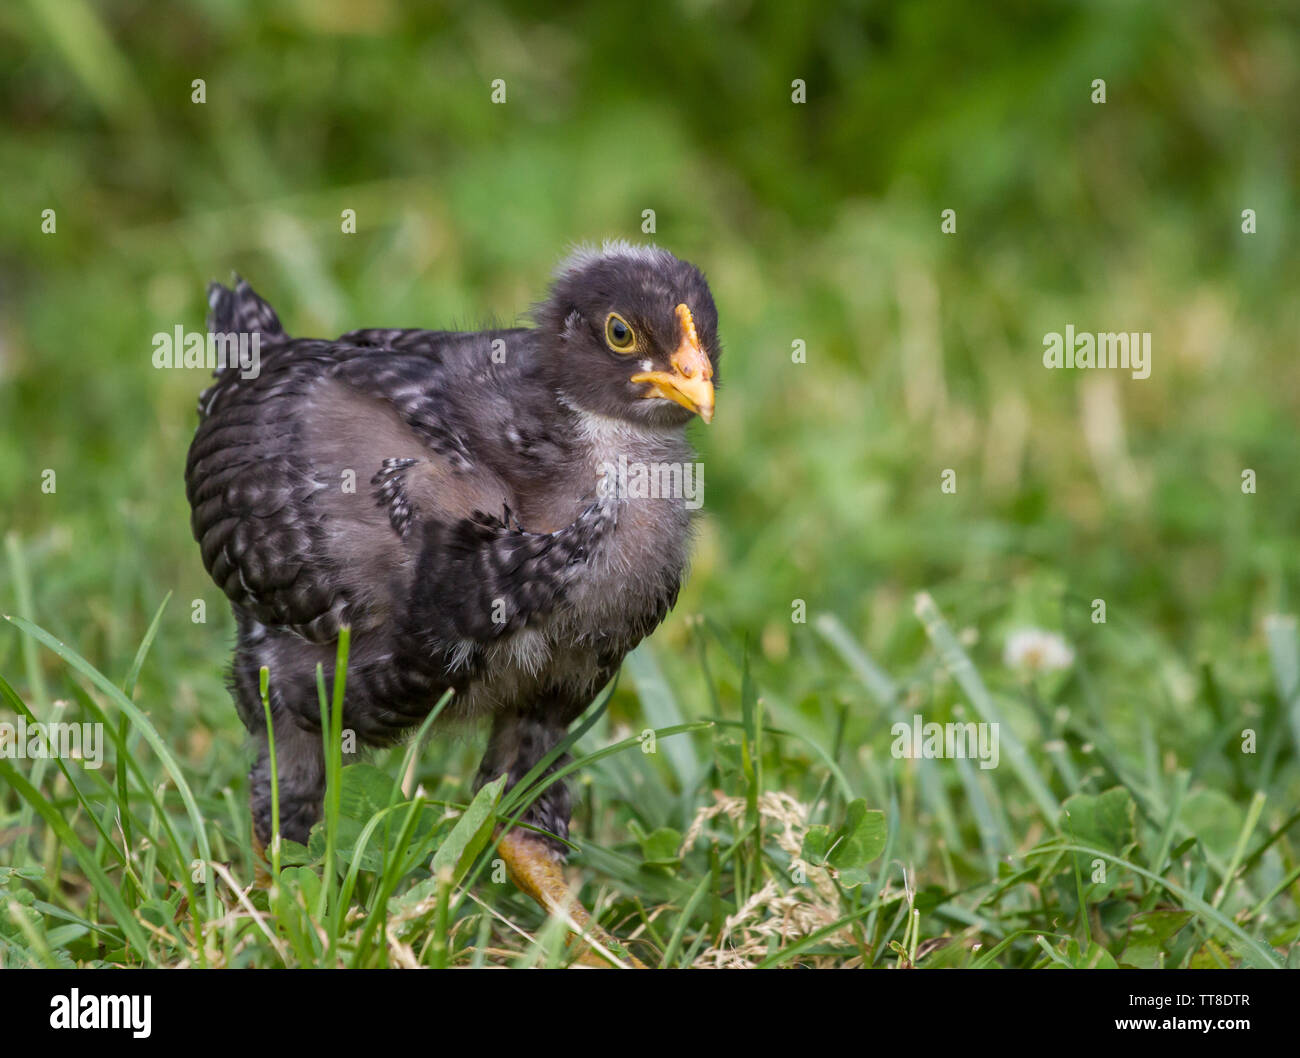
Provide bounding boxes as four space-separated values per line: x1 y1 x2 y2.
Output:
246 710 325 888
476 709 645 967
232 634 326 887
250 716 325 842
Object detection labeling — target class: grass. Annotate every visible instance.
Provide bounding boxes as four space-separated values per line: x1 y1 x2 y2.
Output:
3 2 1300 968
2 529 1297 967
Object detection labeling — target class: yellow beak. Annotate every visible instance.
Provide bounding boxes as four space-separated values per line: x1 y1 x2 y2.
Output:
629 304 715 424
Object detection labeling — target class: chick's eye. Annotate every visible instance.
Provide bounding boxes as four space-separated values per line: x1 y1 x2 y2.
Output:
605 313 635 352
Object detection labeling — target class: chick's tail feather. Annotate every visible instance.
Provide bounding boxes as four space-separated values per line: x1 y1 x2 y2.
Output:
207 276 287 341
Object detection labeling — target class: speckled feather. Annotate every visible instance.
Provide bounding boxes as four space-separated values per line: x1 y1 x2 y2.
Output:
186 246 721 852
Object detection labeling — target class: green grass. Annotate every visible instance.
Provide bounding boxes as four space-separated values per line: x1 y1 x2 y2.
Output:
2 540 1298 967
2 1 1300 968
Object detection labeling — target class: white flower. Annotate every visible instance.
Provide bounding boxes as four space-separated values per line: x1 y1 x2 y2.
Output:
1003 628 1074 674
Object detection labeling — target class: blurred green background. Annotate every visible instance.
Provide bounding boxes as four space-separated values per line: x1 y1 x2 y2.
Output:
1 0 1299 965
4 0 1299 712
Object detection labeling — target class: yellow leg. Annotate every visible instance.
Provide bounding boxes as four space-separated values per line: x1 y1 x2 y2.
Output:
254 821 642 965
496 828 646 968
250 830 273 889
